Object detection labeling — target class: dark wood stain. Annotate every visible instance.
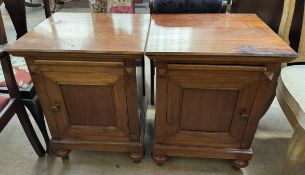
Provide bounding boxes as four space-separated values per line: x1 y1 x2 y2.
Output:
61 85 116 127
6 13 149 162
180 88 239 132
148 14 296 168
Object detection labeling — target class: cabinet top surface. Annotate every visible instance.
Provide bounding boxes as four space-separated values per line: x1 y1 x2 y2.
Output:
146 14 298 59
5 13 150 57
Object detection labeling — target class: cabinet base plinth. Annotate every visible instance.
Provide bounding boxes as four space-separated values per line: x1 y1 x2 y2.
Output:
51 139 144 163
153 144 252 168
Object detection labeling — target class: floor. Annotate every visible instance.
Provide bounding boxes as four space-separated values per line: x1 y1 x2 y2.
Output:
0 1 303 175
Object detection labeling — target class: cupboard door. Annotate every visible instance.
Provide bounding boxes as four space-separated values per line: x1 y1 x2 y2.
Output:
37 60 129 142
164 64 266 148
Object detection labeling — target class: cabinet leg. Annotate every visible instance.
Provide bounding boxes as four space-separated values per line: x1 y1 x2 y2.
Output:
152 152 168 166
129 152 145 163
231 160 249 170
55 149 71 161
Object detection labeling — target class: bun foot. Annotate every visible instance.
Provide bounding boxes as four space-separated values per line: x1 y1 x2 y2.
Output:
152 153 168 166
55 149 71 161
129 152 145 163
231 160 249 170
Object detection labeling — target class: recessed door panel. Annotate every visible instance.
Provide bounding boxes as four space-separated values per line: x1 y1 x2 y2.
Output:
38 60 129 142
180 88 239 132
61 85 116 127
164 64 264 148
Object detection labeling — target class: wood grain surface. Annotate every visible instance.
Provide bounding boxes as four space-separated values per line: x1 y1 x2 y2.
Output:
146 14 298 59
5 13 150 57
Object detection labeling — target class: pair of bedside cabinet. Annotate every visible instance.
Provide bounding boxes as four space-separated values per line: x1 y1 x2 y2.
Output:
5 13 297 169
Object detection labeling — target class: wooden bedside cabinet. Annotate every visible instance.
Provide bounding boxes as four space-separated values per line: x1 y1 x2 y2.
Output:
146 14 298 169
5 13 150 162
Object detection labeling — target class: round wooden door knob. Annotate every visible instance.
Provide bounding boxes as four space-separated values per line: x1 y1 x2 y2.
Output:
52 105 61 112
240 114 249 121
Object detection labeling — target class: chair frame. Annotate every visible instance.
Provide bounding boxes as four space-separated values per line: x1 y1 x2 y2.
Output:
276 67 305 175
0 84 50 152
0 51 45 157
0 1 51 152
276 0 305 174
0 0 7 45
25 0 51 18
0 0 51 45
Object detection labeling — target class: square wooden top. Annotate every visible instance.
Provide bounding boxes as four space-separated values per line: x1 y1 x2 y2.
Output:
146 14 298 60
5 13 150 58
